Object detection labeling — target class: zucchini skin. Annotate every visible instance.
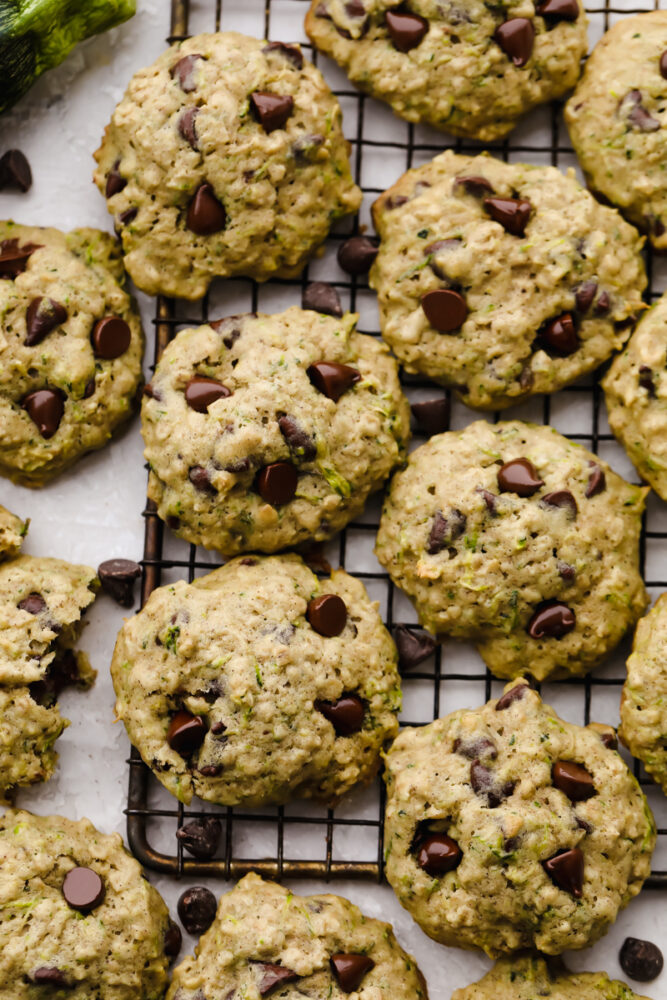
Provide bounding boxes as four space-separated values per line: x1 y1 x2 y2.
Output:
0 0 136 114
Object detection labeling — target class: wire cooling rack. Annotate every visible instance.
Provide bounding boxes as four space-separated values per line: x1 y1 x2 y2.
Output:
125 0 667 886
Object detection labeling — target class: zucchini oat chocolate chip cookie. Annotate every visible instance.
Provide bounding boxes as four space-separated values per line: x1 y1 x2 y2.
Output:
0 504 26 560
603 293 667 501
383 680 656 956
167 873 428 1000
142 307 409 555
620 593 667 796
0 809 173 999
565 12 667 251
111 554 401 806
376 420 648 681
305 0 587 142
94 32 361 299
453 954 653 1000
0 555 98 801
0 222 144 487
370 151 646 411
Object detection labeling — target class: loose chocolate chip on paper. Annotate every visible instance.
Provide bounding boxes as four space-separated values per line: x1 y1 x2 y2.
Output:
541 490 577 519
177 886 217 936
262 41 304 70
454 175 494 196
537 0 579 21
164 920 182 959
421 289 468 332
307 593 347 636
257 963 299 997
494 18 535 66
484 196 532 236
22 388 64 438
184 376 231 412
302 281 343 317
538 312 578 356
62 867 105 913
91 316 131 359
497 457 544 496
176 817 222 859
278 415 317 461
179 107 200 149
411 396 450 435
256 462 298 505
98 558 141 607
0 149 32 191
543 847 584 897
315 693 364 735
250 92 294 132
552 760 595 801
392 624 437 669
337 235 378 275
528 600 575 639
186 183 227 235
585 464 606 498
171 53 204 92
307 361 360 401
619 938 664 983
167 711 207 755
331 954 375 993
416 833 462 877
385 10 429 51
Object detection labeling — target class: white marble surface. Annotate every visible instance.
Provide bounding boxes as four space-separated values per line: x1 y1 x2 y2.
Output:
0 0 666 995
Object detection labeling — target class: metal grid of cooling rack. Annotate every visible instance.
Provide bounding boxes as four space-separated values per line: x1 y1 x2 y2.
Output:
125 0 667 886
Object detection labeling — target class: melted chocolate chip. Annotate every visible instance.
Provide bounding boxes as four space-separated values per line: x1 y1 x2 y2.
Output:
392 624 437 669
454 735 497 759
258 964 299 996
278 415 316 461
428 508 466 554
62 867 105 913
22 388 64 438
171 54 204 92
494 18 535 66
541 490 577 519
167 711 207 755
164 920 182 959
537 0 579 21
622 90 660 132
105 160 126 198
331 955 375 993
639 365 655 395
189 465 216 494
31 968 70 986
426 239 460 279
619 938 664 983
0 149 32 191
186 183 227 235
477 488 498 514
315 693 364 735
416 833 462 877
497 457 544 496
337 236 378 275
0 238 41 278
292 133 325 162
307 593 347 636
250 92 294 132
599 729 618 751
575 281 597 313
179 107 200 149
527 601 575 639
470 760 515 808
17 592 47 616
411 396 450 435
262 41 304 70
585 464 606 498
184 376 231 412
484 196 532 236
594 290 610 315
307 361 360 401
542 847 584 897
421 289 468 332
538 312 578 356
552 760 595 801
495 683 528 711
302 281 343 317
176 817 222 859
385 10 428 51
91 317 131 359
256 462 298 505
177 886 217 936
98 558 141 607
454 175 494 196
661 51 667 81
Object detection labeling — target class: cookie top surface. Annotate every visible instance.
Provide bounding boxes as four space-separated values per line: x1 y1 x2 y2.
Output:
620 593 667 796
0 222 144 487
0 809 171 999
94 32 361 299
0 504 25 560
453 954 652 1000
306 0 587 142
111 553 401 806
565 12 667 249
603 293 667 500
369 151 646 410
142 307 410 555
167 873 428 1000
375 420 648 681
383 680 656 956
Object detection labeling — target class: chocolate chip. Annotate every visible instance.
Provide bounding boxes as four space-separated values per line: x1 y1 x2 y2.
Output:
477 488 498 514
425 239 460 279
84 378 96 399
211 721 228 737
302 281 343 317
454 175 495 196
171 54 204 92
599 729 618 751
421 289 467 332
552 760 595 801
307 361 360 401
31 968 70 986
117 207 138 226
0 149 32 191
189 465 216 495
337 236 378 275
292 133 325 162
0 238 41 278
428 509 466 554
528 600 575 639
331 955 375 993
484 196 532 236
22 388 64 438
315 693 364 735
639 365 655 395
177 886 217 936
164 920 182 959
661 51 667 80
105 160 126 198
176 817 222 859
345 0 366 15
495 683 528 711
454 735 497 759
278 415 316 461
541 490 577 519
98 558 141 607
199 763 222 776
620 938 664 983
497 457 544 496
184 376 231 412
622 90 660 132
585 464 606 498
393 624 437 669
574 281 597 313
256 462 298 505
186 183 227 235
416 833 462 877
179 107 200 149
538 312 578 356
385 10 428 51
494 18 534 66
537 0 579 20
18 591 47 615
167 711 207 755
91 316 131 359
62 867 105 913
470 760 515 808
542 847 584 897
385 194 409 210
250 92 294 132
262 41 304 70
307 593 347 636
257 964 299 996
594 290 610 316
411 396 450 435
